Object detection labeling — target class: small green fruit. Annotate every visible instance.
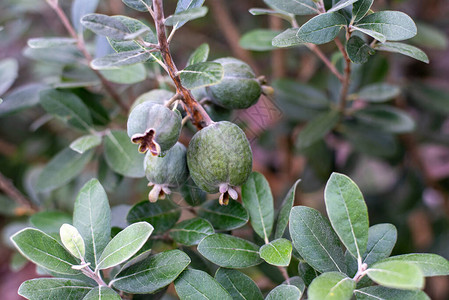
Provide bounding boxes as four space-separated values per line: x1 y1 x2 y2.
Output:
127 102 182 156
206 57 262 109
144 142 188 202
187 121 253 205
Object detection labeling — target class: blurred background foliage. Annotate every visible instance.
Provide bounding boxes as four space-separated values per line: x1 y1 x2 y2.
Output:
0 0 448 298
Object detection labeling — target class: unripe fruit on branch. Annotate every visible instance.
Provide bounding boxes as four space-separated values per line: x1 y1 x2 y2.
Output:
206 57 262 109
144 142 189 202
187 121 253 205
127 102 182 156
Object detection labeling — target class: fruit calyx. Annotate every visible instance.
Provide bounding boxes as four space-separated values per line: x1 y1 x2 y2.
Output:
131 128 162 156
218 183 238 206
147 182 172 203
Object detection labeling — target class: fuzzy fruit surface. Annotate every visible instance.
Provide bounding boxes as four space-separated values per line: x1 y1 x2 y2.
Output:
145 142 189 187
127 102 182 152
207 57 262 109
187 121 253 193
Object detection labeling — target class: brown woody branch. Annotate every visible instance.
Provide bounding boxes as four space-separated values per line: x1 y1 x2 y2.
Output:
152 0 213 129
334 37 352 112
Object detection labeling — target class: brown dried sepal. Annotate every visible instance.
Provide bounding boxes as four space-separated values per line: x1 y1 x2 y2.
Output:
131 128 161 156
148 182 171 203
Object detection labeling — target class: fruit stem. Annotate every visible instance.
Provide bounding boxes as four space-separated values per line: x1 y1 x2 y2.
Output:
151 0 214 130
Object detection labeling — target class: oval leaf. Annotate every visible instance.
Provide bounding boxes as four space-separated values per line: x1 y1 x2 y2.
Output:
240 29 281 51
215 268 263 300
297 12 347 45
353 105 415 133
91 50 151 70
264 0 320 15
367 260 424 290
60 224 85 260
198 199 248 230
274 179 301 239
375 42 429 63
96 222 153 270
355 286 430 300
266 284 302 300
169 217 214 246
358 83 401 102
122 0 152 12
175 269 232 300
83 286 121 300
296 110 340 150
352 0 374 23
164 7 208 28
346 36 375 64
28 37 77 49
308 272 355 300
384 253 449 277
187 43 210 66
81 13 130 40
18 278 92 300
198 233 263 268
260 238 292 267
127 200 181 234
272 28 304 48
70 134 102 154
179 62 224 89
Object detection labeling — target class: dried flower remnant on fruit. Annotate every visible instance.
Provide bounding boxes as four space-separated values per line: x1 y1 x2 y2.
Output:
131 128 161 155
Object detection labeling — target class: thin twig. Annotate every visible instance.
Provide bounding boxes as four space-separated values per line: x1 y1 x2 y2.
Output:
47 1 129 111
270 16 286 78
0 172 37 213
334 37 352 112
152 0 213 129
277 266 290 284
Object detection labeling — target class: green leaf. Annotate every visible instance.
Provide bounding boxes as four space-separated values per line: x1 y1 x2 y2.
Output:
198 199 249 230
91 50 151 70
266 285 302 300
104 130 145 178
328 0 358 13
297 13 347 45
351 26 387 43
272 28 304 48
285 276 306 295
70 134 102 154
264 0 320 15
308 272 355 300
82 286 121 300
352 0 373 23
30 211 72 234
241 172 274 242
174 0 205 28
40 89 93 131
410 23 448 50
72 0 100 32
165 7 208 28
175 269 232 299
353 105 415 133
240 29 281 51
289 206 347 273
60 224 85 260
179 62 224 89
169 217 214 246
355 286 430 300
346 36 375 64
367 260 424 290
127 200 181 234
180 178 207 206
0 83 47 116
358 83 401 102
355 11 417 42
81 13 130 40
28 37 77 49
112 249 190 293
96 222 153 270
325 173 369 260
408 83 449 115
35 147 94 192
73 179 111 268
215 268 263 300
100 64 146 84
249 8 291 20
384 253 449 277
274 179 301 239
197 233 263 268
122 0 152 12
187 43 210 66
299 262 321 286
11 228 79 275
375 42 429 63
18 278 92 300
0 58 18 96
296 110 340 150
107 16 157 53
260 238 292 267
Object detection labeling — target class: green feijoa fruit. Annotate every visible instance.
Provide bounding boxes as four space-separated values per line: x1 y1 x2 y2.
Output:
144 142 189 202
128 102 182 156
131 89 175 111
206 57 262 109
187 121 253 205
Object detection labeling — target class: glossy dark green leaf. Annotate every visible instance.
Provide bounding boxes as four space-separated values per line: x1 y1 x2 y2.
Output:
39 89 93 131
179 62 224 89
352 0 373 23
35 148 94 192
240 29 281 51
296 110 340 150
104 130 145 178
260 238 292 267
264 0 320 15
355 286 430 300
346 36 375 64
289 206 347 273
308 272 355 300
367 261 424 290
198 199 248 230
169 217 214 246
241 172 274 242
215 268 263 300
356 11 417 41
353 105 415 133
297 13 347 45
175 269 232 300
265 284 302 300
358 83 401 102
112 250 191 294
325 173 369 260
187 43 210 66
375 42 429 63
11 228 79 275
18 278 92 300
274 179 301 239
122 0 152 12
73 179 111 268
30 211 72 234
384 253 449 277
198 233 263 268
127 200 181 234
82 286 121 300
165 7 208 28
